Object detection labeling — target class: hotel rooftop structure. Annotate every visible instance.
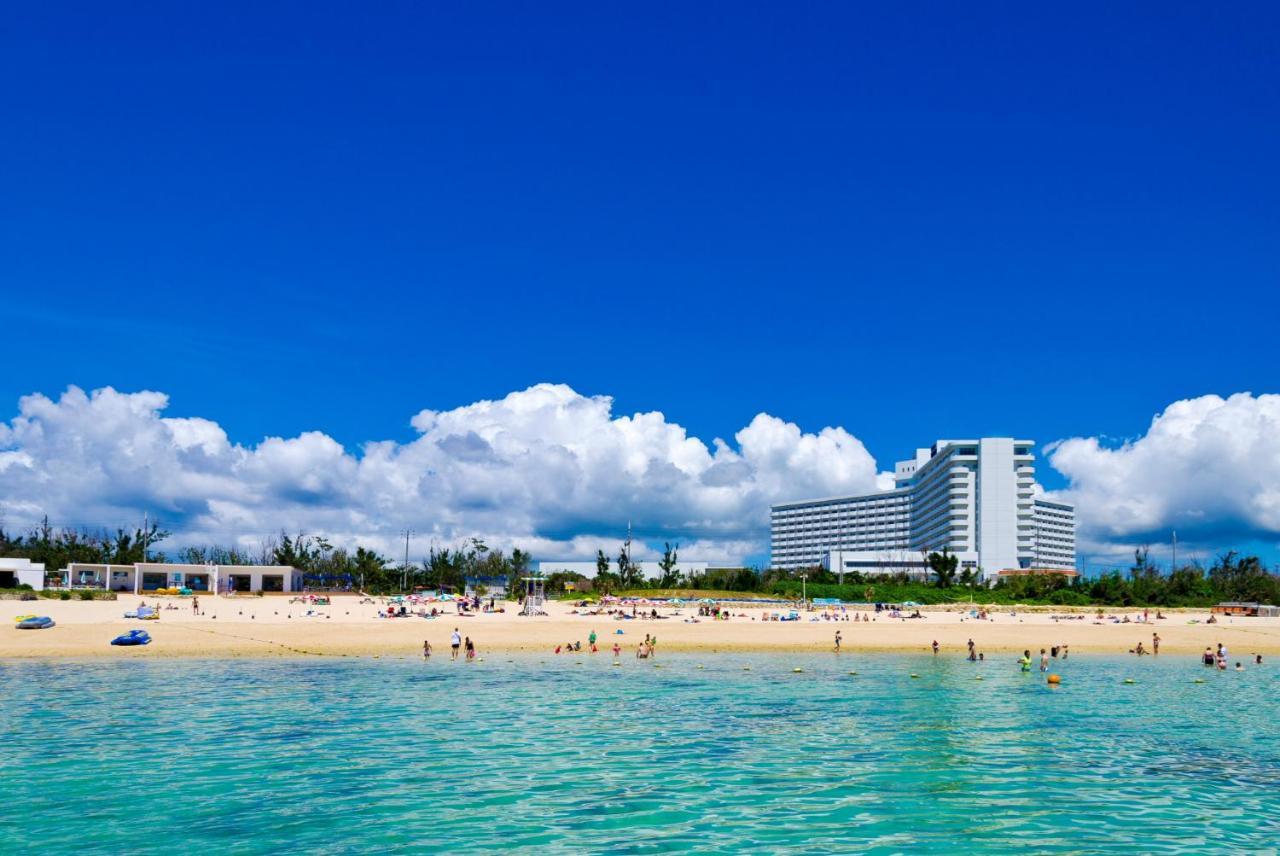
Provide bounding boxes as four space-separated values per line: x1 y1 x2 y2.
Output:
770 438 1075 580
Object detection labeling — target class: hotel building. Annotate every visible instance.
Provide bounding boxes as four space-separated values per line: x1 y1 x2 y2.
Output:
770 438 1075 580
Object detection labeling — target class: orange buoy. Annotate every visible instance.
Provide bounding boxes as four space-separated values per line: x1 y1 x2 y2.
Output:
1047 674 1062 685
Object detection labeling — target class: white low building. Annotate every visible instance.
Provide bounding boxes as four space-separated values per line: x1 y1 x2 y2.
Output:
61 562 303 594
0 558 47 591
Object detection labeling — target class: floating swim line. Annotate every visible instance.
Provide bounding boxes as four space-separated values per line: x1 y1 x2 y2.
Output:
180 625 334 657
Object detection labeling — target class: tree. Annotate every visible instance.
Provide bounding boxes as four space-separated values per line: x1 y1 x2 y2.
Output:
354 547 389 591
654 542 680 588
592 548 619 593
617 547 642 589
926 548 959 588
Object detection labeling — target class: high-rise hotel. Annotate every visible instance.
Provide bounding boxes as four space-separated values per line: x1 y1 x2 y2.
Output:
769 438 1075 580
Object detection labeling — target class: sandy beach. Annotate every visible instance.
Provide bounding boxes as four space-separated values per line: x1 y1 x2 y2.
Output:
4 594 1279 659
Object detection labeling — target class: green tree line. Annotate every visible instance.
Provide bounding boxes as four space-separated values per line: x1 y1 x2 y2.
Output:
5 519 1278 606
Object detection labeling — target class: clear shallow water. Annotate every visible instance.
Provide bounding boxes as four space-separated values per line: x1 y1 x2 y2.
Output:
3 654 1278 854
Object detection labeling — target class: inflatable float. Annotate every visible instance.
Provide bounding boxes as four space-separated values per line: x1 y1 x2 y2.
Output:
16 616 55 630
111 629 152 646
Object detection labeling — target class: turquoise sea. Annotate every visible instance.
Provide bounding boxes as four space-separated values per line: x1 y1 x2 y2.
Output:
3 654 1277 854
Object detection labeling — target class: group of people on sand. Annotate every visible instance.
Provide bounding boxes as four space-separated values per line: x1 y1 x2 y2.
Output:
1130 632 1161 656
421 628 476 661
556 630 601 655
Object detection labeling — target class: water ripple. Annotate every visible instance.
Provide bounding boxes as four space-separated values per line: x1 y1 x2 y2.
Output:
2 655 1277 853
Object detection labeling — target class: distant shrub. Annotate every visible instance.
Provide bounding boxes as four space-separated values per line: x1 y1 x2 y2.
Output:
78 590 96 601
58 591 72 600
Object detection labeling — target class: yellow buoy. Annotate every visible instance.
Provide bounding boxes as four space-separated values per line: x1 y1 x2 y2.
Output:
1047 674 1061 685
910 673 920 678
1123 678 1135 684
793 667 804 673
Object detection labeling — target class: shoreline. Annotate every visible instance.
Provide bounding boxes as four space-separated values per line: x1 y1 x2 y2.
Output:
4 594 1278 659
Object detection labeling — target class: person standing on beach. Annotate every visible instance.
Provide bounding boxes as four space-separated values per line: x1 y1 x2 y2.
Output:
464 637 476 660
1152 632 1160 655
932 640 940 655
589 630 597 650
423 640 432 659
192 596 199 615
451 628 462 660
834 630 842 652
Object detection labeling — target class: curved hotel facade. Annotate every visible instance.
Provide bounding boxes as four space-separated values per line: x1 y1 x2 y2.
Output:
770 438 1075 580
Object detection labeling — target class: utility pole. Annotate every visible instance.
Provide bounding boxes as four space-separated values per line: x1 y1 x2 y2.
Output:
402 528 414 592
624 520 632 584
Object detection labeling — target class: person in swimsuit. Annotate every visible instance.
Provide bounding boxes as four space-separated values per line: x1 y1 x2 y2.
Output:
465 637 475 660
451 628 462 660
423 640 432 659
1019 650 1032 672
834 630 842 652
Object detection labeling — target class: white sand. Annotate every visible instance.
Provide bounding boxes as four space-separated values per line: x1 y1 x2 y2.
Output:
3 594 1278 658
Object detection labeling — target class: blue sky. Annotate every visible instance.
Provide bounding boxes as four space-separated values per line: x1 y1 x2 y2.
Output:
2 3 1279 567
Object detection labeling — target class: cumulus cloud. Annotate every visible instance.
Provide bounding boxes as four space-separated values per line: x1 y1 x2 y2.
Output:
1047 392 1280 561
0 383 882 564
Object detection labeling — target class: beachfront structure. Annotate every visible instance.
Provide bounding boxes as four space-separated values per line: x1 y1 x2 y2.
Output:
0 557 47 590
59 562 303 594
463 575 510 598
770 438 1075 580
538 560 710 579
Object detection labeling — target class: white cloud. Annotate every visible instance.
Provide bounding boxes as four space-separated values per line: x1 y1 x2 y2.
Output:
1047 392 1280 561
0 383 881 564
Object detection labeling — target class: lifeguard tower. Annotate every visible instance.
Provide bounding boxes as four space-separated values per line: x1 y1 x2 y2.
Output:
520 575 548 616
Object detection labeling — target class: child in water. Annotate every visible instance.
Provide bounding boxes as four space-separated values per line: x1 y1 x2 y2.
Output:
1019 650 1032 672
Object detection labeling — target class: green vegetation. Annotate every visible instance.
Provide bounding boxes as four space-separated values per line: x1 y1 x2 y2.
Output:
1 516 170 573
613 588 779 601
5 516 1278 607
583 547 1280 609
